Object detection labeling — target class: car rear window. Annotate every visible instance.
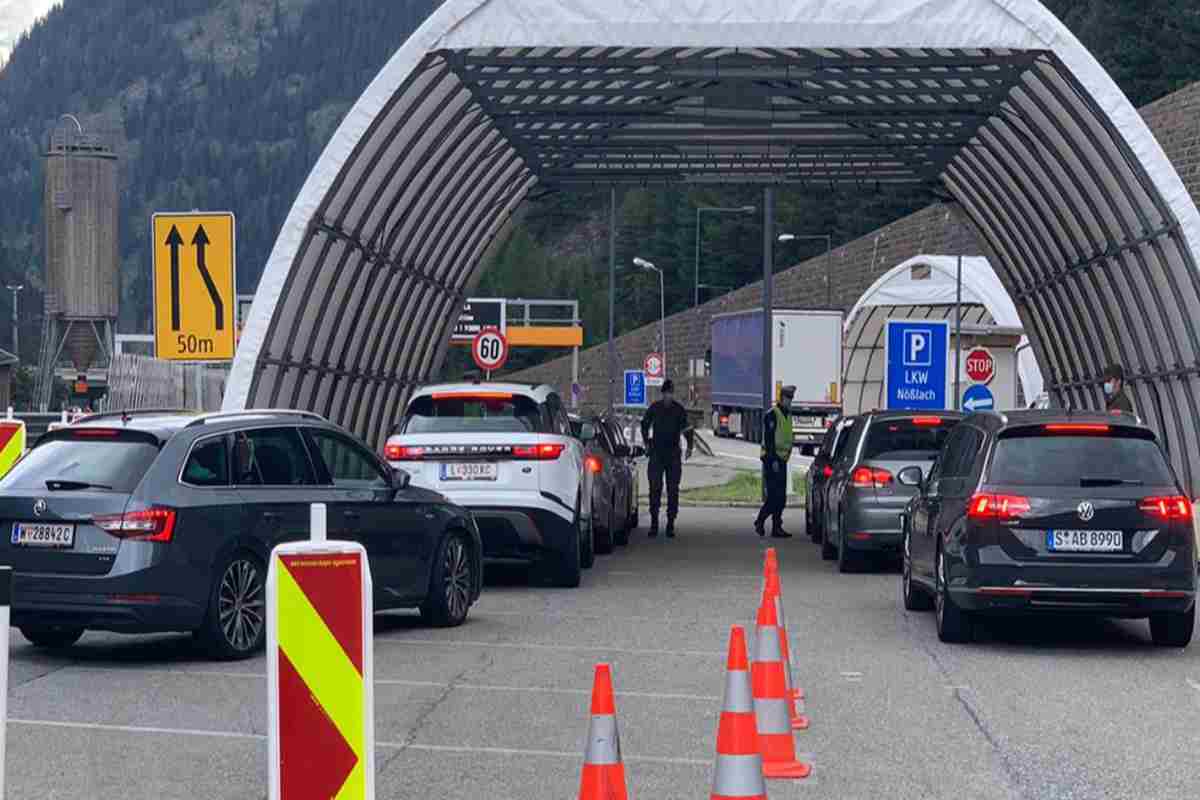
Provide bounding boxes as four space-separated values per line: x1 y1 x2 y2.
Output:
401 394 547 434
0 435 160 493
862 418 957 461
989 430 1175 487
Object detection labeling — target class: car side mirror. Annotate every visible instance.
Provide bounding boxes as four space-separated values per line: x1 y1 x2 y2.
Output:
580 422 598 442
897 466 925 488
391 466 412 490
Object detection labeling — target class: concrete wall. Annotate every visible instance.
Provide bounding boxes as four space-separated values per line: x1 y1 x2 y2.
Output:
507 81 1200 414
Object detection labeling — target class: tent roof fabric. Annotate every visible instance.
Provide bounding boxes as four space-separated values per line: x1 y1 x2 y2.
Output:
225 0 1200 493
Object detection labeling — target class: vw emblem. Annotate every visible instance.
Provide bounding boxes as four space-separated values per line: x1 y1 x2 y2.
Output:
33 499 47 517
1077 501 1096 522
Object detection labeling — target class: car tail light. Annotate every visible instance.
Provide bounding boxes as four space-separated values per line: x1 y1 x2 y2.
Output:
71 428 120 438
585 456 602 474
911 416 943 426
719 415 730 425
431 391 513 400
94 507 176 542
1139 496 1192 520
822 465 833 479
1044 424 1110 433
852 467 893 488
512 443 566 461
968 493 1031 520
385 444 425 460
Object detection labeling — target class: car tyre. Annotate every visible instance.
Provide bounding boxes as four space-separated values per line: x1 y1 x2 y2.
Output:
580 498 596 570
837 522 857 574
935 548 973 643
19 626 84 649
902 533 934 612
1149 604 1194 648
420 531 475 628
595 493 615 555
821 515 837 561
197 551 267 660
546 497 584 588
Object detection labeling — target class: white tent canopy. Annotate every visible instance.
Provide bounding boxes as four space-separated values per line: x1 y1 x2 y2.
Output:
844 255 1045 409
224 0 1200 493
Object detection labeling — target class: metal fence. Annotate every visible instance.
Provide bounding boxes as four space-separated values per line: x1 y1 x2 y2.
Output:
101 354 226 412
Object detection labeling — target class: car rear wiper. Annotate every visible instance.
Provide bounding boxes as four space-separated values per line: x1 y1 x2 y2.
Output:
1079 476 1144 487
45 479 114 491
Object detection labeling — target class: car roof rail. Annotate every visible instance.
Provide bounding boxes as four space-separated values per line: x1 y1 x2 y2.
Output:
185 409 327 428
73 408 197 424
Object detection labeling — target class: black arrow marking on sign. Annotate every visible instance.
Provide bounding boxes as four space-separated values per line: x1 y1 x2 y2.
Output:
192 225 225 331
165 225 184 331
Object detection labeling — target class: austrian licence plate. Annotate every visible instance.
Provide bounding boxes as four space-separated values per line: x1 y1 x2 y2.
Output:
440 463 498 482
11 522 75 549
1048 529 1123 553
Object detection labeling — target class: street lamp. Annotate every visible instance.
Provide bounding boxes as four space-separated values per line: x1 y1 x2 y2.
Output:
778 233 834 307
5 285 23 360
633 257 667 376
695 205 756 307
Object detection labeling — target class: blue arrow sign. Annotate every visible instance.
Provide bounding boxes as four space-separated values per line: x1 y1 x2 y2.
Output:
885 320 950 410
962 383 996 413
624 370 647 408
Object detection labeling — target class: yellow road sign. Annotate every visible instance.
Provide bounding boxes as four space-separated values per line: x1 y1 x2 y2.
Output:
152 212 237 361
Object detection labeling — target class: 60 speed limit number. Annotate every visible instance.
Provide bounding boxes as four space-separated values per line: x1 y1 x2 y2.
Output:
472 327 509 372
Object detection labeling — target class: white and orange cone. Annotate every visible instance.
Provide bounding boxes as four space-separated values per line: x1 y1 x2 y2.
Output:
763 549 804 704
765 570 808 728
711 625 768 800
578 663 629 800
752 589 812 780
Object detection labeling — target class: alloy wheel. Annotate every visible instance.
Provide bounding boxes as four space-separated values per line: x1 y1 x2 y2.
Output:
443 537 472 622
219 559 265 653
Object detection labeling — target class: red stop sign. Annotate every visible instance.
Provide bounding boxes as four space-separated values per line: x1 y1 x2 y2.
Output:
965 347 995 385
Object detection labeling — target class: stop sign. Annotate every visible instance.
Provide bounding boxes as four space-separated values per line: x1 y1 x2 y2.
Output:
964 347 995 385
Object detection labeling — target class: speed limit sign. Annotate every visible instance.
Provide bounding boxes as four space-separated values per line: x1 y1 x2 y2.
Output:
472 327 509 372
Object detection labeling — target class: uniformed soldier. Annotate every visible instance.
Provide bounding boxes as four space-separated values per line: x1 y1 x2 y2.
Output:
640 379 694 538
1102 363 1135 415
755 385 795 539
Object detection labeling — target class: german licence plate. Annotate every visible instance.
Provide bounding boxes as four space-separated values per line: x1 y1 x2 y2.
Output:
1048 529 1123 552
440 463 498 482
12 522 75 549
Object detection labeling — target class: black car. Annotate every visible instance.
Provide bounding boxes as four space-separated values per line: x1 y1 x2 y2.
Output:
570 414 644 553
806 415 858 544
0 409 483 659
901 411 1196 646
823 410 963 571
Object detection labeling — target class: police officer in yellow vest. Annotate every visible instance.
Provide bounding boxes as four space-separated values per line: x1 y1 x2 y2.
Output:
754 385 795 538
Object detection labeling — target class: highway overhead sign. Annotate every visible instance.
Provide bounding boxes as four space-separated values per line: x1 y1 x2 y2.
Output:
153 212 237 362
965 347 996 385
885 319 949 411
624 370 648 407
471 327 509 372
962 383 996 413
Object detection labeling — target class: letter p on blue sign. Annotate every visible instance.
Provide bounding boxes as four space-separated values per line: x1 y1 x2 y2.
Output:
904 328 933 367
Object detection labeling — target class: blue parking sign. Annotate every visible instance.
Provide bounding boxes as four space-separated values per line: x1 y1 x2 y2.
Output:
624 370 647 408
885 320 950 410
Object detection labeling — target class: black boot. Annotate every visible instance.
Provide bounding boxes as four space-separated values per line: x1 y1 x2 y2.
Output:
754 519 766 537
771 518 793 538
648 517 659 538
665 519 676 539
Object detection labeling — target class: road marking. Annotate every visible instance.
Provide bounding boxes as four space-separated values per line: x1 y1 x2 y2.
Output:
9 719 710 766
605 570 761 581
377 637 723 659
1186 679 1200 692
840 671 864 681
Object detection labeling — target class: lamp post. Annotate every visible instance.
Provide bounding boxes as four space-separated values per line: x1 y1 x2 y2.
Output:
695 205 756 307
633 257 666 377
4 285 22 360
777 233 834 307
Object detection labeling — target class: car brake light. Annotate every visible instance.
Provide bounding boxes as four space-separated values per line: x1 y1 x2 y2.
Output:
585 456 602 474
1044 424 1110 433
71 428 120 438
822 465 833 479
94 507 176 542
719 415 730 425
911 417 943 426
512 443 565 461
968 493 1031 520
852 467 893 488
385 444 424 460
1139 496 1192 520
431 391 513 400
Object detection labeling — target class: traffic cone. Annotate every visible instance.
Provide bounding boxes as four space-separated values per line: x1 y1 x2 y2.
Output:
578 664 629 800
764 569 807 718
711 626 768 800
762 550 804 705
752 590 812 779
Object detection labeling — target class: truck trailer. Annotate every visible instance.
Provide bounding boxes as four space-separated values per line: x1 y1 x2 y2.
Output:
710 308 843 454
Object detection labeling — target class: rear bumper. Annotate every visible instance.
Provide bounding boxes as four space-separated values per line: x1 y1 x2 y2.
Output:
950 585 1195 616
12 572 206 633
467 506 576 563
842 501 907 552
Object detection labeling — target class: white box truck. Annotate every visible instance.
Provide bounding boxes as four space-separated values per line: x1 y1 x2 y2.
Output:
710 308 843 454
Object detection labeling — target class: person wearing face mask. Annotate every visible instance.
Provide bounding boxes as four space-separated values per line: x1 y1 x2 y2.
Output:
640 379 694 538
1102 363 1135 415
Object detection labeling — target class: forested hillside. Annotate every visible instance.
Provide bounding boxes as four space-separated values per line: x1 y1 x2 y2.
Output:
1 0 1198 372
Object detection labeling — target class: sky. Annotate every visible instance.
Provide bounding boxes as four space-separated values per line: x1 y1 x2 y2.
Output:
0 0 61 64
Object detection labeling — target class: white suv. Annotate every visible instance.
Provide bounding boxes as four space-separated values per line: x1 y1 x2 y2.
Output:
384 383 594 587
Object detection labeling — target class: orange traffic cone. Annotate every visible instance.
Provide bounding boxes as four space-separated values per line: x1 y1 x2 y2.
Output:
711 626 768 800
752 590 812 780
762 551 804 705
579 664 629 800
764 570 807 722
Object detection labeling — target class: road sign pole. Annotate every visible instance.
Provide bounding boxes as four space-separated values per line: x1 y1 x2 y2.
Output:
608 187 617 413
955 253 963 411
762 187 774 420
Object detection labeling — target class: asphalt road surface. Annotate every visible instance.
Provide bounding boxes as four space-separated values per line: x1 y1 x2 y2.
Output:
7 507 1199 799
